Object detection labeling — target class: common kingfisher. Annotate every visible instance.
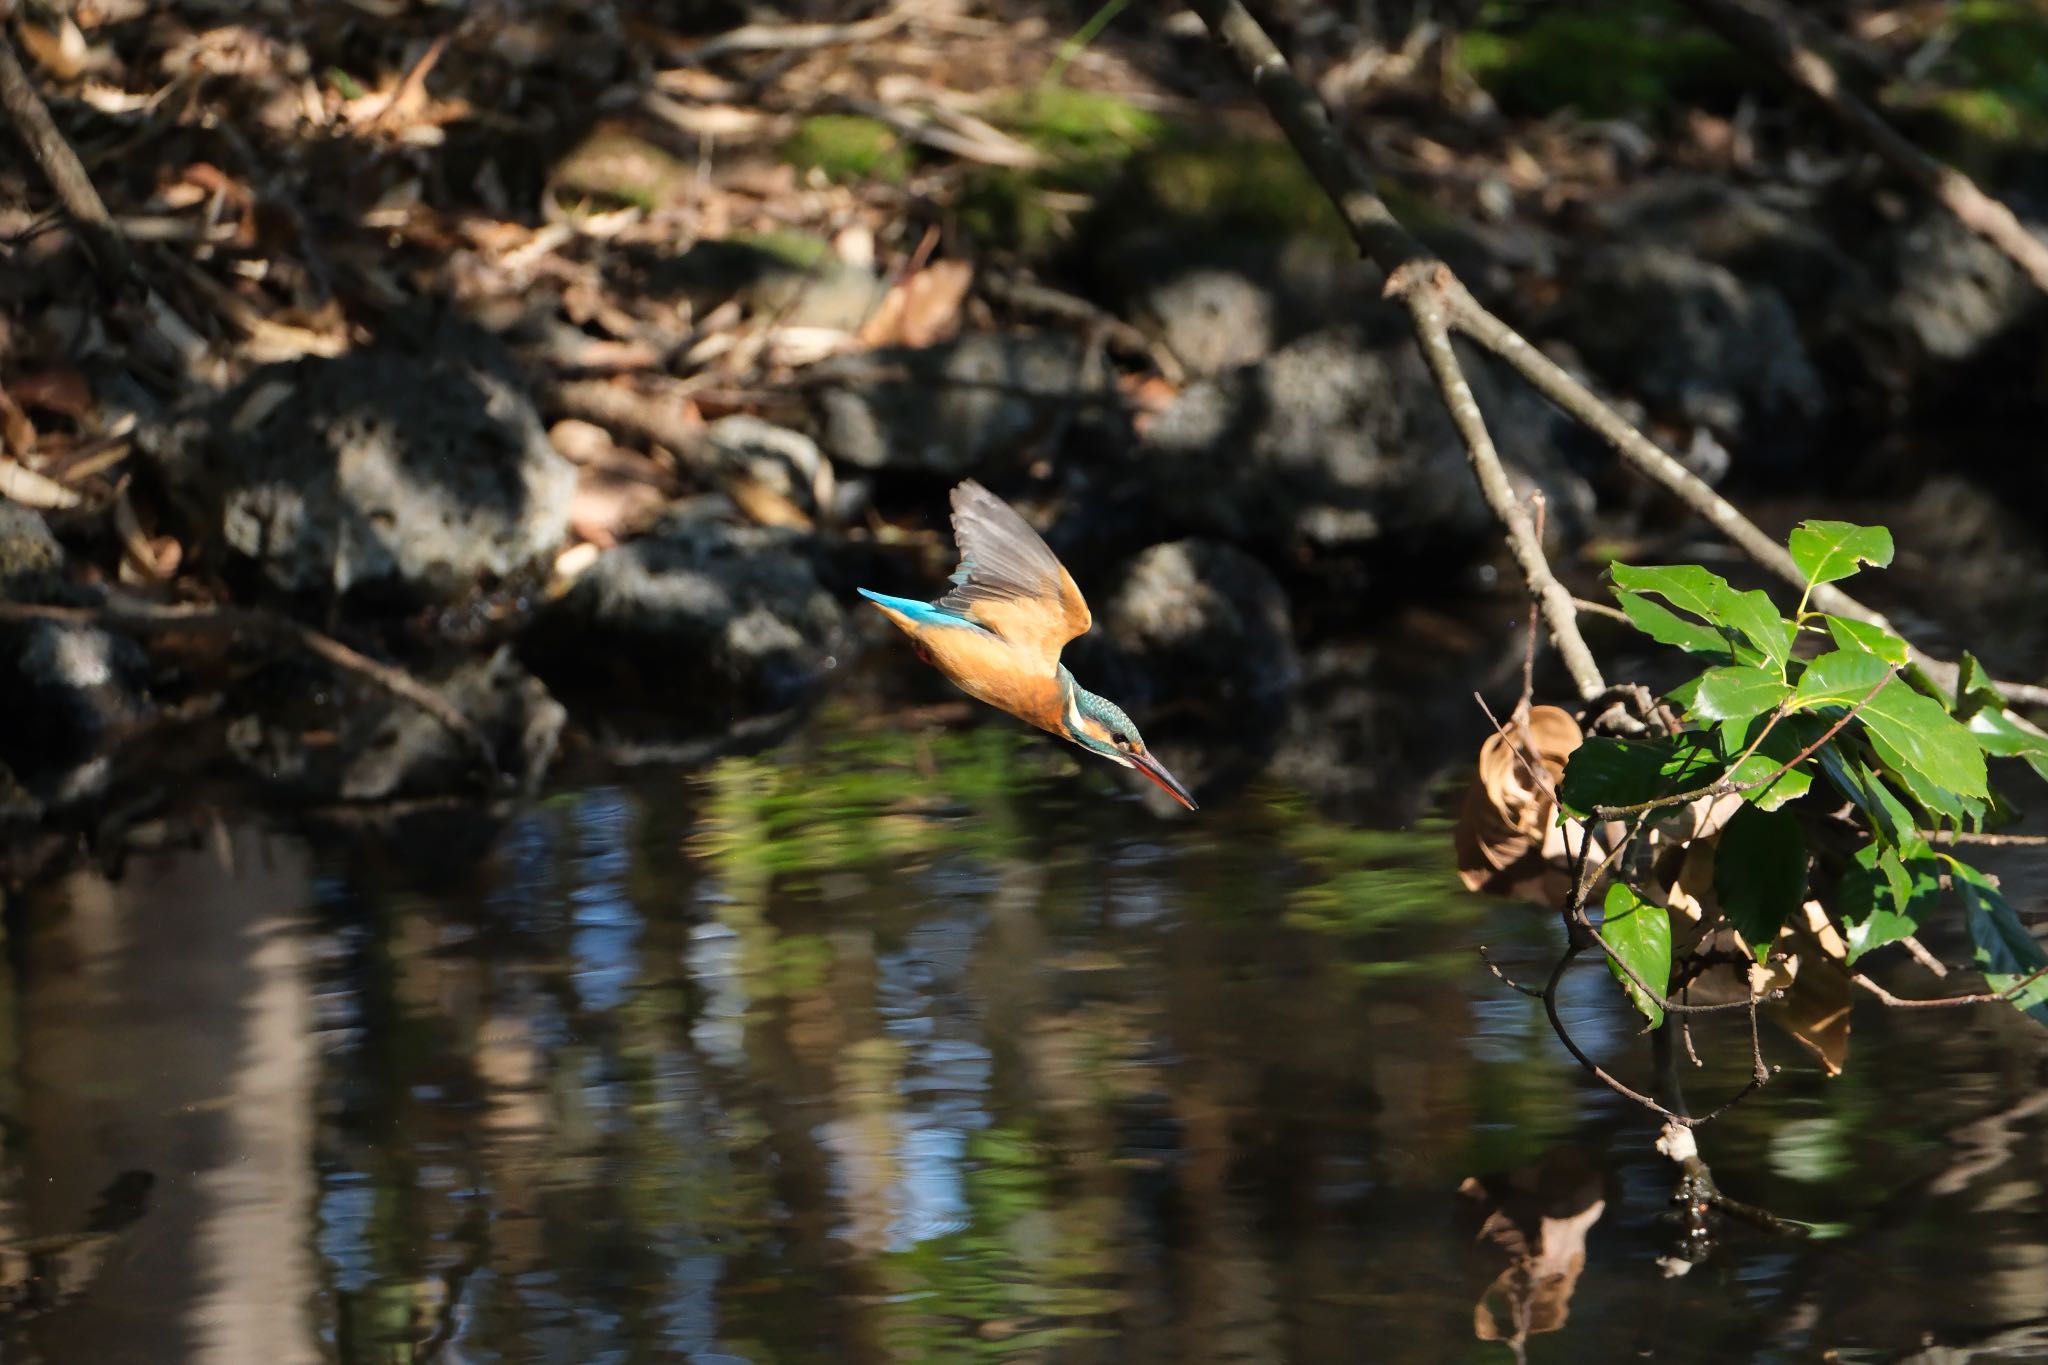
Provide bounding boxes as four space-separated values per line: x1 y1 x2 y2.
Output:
859 480 1198 811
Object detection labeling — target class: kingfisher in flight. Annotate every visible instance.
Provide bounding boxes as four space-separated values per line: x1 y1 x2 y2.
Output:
859 480 1198 811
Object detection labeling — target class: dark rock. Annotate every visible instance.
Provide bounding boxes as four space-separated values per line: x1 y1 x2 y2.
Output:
1884 474 2048 680
520 517 847 728
1586 177 1867 324
1549 244 1825 447
1072 539 1298 712
1883 206 2045 363
814 330 1114 474
226 647 564 802
705 415 832 523
143 317 575 604
1140 318 1592 556
1064 539 1299 812
0 501 64 600
0 619 153 807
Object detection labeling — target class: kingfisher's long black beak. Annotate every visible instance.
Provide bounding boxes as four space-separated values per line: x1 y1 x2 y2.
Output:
1131 750 1199 811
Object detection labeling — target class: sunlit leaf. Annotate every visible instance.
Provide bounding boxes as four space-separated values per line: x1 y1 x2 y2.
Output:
1601 883 1672 1027
1950 859 2048 1025
1717 589 1795 677
1613 590 1733 661
1690 665 1792 724
1714 716 1813 811
1837 841 1940 963
1795 651 1986 801
1788 520 1893 587
1610 562 1735 623
1822 615 1908 667
1970 705 2048 784
1713 806 1807 962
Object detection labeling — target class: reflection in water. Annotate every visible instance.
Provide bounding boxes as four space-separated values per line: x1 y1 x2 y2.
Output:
3 708 2048 1362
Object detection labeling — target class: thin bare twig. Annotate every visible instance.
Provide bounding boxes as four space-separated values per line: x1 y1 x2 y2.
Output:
1680 0 2048 295
1853 962 2048 1010
1394 266 1606 700
1922 830 2048 848
0 26 129 275
661 4 919 67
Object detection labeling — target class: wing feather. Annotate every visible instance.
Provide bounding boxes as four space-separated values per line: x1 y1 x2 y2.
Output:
936 480 1090 671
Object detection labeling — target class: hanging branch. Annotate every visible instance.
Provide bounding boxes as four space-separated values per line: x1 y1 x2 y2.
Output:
1679 0 2048 296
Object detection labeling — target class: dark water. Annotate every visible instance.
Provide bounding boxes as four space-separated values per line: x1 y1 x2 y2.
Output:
4 706 2047 1364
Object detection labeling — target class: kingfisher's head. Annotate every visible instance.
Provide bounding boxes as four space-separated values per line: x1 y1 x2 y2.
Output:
1059 675 1198 811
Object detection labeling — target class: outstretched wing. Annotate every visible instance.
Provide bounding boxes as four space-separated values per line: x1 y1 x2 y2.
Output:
936 480 1091 673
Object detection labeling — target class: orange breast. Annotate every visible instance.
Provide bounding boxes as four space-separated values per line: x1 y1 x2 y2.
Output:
918 622 1067 735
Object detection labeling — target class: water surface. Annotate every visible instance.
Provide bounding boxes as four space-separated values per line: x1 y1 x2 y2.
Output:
4 709 2046 1363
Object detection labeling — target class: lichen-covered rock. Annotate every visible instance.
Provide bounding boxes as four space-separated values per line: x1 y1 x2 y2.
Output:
145 318 575 603
1141 319 1590 556
521 517 847 724
0 501 64 600
1884 207 2046 363
1550 244 1825 445
814 331 1113 474
0 619 153 807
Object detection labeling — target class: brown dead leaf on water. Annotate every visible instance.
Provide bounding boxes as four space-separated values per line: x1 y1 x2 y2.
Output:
1455 704 1586 899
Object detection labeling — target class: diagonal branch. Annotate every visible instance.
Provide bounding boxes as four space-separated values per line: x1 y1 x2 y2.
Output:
1402 267 1605 699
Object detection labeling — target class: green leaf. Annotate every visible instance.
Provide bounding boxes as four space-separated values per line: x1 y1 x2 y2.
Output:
1789 520 1894 587
1559 738 1713 818
1614 590 1734 661
1970 706 2048 784
1822 615 1908 667
1953 651 2005 722
1715 716 1813 811
1713 805 1808 962
1691 665 1793 723
1792 649 1892 708
1950 860 2048 1025
1718 589 1795 677
1601 883 1673 1028
1794 651 1987 801
1611 563 1736 623
1811 737 1915 848
1837 841 1940 963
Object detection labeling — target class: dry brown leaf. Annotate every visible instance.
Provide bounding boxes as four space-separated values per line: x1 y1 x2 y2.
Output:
1456 704 1585 897
0 386 36 459
10 369 94 422
569 468 667 549
17 18 94 82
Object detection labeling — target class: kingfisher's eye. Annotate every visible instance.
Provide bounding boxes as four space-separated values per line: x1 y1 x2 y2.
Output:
1113 733 1132 752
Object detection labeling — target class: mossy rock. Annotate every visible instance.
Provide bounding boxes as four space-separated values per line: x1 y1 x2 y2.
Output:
1457 1 1746 117
1885 1 2048 156
954 89 1170 254
993 86 1166 166
1115 135 1350 244
782 114 912 183
549 126 690 212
